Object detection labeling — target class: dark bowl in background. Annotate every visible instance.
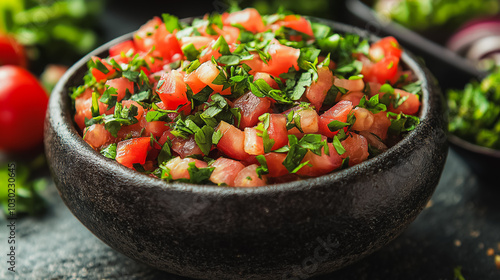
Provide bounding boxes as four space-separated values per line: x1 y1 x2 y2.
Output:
346 0 500 181
345 0 486 90
44 19 448 279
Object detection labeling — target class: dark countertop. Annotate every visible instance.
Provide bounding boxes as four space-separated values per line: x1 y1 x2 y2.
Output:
1 148 499 280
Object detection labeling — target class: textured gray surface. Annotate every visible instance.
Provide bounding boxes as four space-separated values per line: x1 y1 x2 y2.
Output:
1 149 499 280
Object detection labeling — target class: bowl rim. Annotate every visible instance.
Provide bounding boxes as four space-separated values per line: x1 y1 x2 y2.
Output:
49 18 438 196
448 134 500 159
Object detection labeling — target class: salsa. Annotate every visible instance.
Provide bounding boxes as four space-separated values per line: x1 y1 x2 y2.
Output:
70 8 422 187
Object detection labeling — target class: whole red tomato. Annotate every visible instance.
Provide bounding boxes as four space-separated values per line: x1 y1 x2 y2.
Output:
0 66 48 152
0 33 27 67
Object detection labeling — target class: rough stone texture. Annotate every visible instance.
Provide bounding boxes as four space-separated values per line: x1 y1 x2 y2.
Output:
1 150 499 279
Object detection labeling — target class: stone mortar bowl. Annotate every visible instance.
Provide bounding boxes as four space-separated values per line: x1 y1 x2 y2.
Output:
44 19 448 280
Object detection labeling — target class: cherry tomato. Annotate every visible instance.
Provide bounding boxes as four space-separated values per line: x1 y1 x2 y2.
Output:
0 33 27 67
0 66 48 152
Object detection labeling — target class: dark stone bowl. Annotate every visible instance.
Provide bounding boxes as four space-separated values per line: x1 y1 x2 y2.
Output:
44 19 448 280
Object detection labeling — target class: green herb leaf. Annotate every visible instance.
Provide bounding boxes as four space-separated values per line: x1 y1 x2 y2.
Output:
100 143 117 159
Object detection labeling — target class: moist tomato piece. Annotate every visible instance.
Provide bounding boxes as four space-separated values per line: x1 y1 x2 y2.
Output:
134 17 182 62
364 56 400 84
274 15 314 37
209 157 245 186
83 124 115 150
115 137 152 168
184 71 205 94
244 127 264 155
369 36 402 61
351 107 374 131
91 57 116 83
216 121 250 160
337 91 364 106
157 70 190 112
318 100 354 138
305 67 333 111
164 157 208 180
233 92 272 129
387 89 421 115
144 121 169 139
223 8 266 33
340 133 369 167
333 77 365 93
295 143 342 177
267 114 288 150
117 116 147 140
233 164 267 187
245 42 300 77
285 107 319 135
109 40 136 57
105 77 134 102
171 135 204 157
264 152 288 178
366 112 391 141
121 100 145 121
179 36 213 50
195 61 225 93
253 72 279 89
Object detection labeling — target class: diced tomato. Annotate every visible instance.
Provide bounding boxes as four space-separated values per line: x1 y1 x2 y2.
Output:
184 71 205 94
156 70 191 113
386 89 421 115
115 137 152 168
333 77 365 93
195 61 225 93
341 133 369 166
366 82 382 97
143 121 169 139
158 128 175 147
109 40 135 57
134 17 182 62
267 114 288 150
91 57 116 83
139 52 166 75
369 36 402 62
286 107 319 134
171 135 204 157
83 124 115 149
263 152 288 178
338 91 364 106
253 72 279 89
295 143 342 177
305 67 334 111
245 41 300 77
198 38 237 63
74 90 93 130
233 92 272 129
164 157 208 180
121 100 145 121
351 107 374 131
216 121 250 160
366 112 391 140
105 77 134 102
209 157 245 186
233 164 267 187
274 15 314 37
318 100 354 138
117 117 147 140
244 127 264 155
223 8 266 33
364 56 400 84
180 36 213 50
